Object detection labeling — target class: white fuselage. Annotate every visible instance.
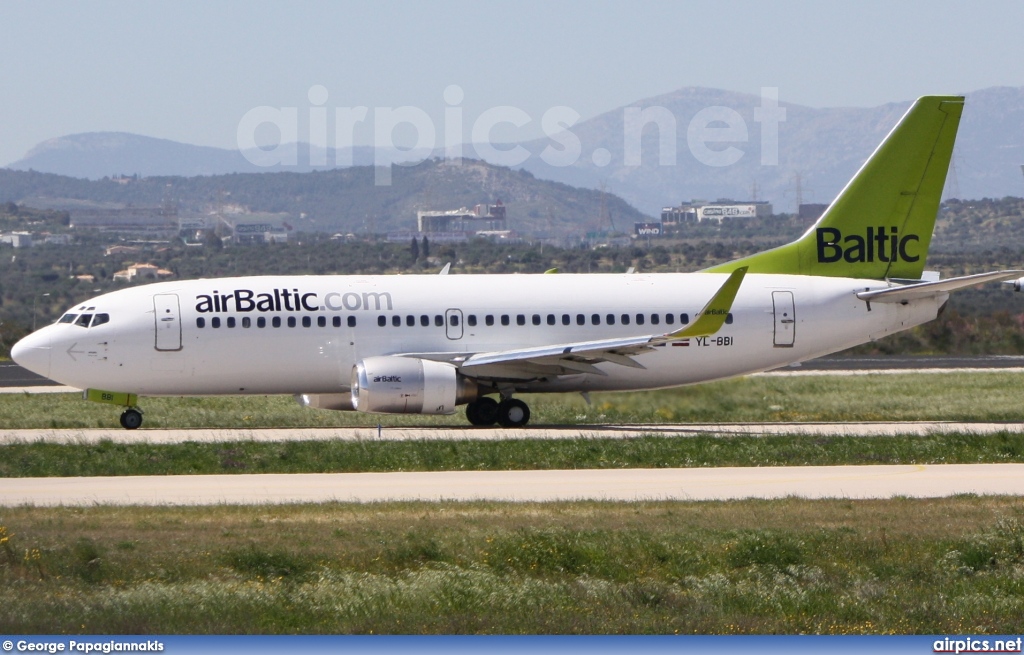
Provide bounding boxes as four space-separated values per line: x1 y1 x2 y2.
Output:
14 272 943 398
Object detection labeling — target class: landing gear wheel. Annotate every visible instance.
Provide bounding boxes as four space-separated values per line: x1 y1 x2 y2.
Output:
465 397 500 426
496 398 530 428
120 408 143 430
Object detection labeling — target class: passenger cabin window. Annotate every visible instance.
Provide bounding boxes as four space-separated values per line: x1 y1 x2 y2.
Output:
273 317 282 328
449 314 460 326
227 317 236 328
196 317 206 328
532 314 541 326
212 317 221 328
547 314 556 326
725 313 733 325
665 314 675 325
333 316 341 328
302 316 312 328
562 314 571 326
434 315 444 327
516 315 525 326
420 315 430 327
258 317 266 328
501 315 510 326
378 316 386 327
651 314 660 325
242 317 251 328
287 317 296 328
318 316 327 328
680 313 690 324
406 315 415 327
591 314 600 325
348 316 357 327
392 316 401 327
467 315 477 327
485 315 494 326
621 314 630 325
576 314 585 326
636 314 645 326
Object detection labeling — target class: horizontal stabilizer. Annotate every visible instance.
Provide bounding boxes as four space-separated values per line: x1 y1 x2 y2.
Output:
856 270 1024 303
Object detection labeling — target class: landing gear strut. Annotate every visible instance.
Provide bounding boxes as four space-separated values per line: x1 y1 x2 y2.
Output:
119 408 143 430
464 396 530 427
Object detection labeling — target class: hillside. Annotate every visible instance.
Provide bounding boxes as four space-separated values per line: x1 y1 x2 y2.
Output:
7 86 1024 215
519 86 1024 214
8 132 391 179
0 159 649 236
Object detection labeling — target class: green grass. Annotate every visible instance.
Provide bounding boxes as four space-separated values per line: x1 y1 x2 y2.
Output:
5 372 1024 429
2 499 1023 633
5 372 1024 477
2 431 1024 477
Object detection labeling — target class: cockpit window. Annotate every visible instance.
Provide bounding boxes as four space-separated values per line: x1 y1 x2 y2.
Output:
75 314 93 327
58 314 78 324
91 313 109 327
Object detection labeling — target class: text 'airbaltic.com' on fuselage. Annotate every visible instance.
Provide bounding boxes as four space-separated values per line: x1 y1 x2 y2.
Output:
195 289 395 313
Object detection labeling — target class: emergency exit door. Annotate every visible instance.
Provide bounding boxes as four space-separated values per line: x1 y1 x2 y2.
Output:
154 294 182 351
772 291 795 347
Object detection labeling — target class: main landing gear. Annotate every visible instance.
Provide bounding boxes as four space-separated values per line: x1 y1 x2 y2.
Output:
465 396 530 428
119 408 143 430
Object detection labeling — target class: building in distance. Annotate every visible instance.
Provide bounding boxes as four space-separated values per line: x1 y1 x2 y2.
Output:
657 200 774 236
418 202 507 234
393 201 514 243
112 262 174 283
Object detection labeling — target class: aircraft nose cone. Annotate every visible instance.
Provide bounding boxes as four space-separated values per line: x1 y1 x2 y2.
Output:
11 330 52 379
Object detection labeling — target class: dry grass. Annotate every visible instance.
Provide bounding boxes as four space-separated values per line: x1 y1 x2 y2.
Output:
2 498 1024 633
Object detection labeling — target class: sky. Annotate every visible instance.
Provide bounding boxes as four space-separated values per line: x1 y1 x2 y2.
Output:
1 0 1023 166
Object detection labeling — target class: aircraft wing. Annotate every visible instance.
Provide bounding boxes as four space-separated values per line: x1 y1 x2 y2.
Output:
403 268 748 381
856 270 1024 303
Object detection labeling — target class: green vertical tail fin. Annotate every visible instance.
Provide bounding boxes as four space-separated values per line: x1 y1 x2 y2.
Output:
704 95 964 280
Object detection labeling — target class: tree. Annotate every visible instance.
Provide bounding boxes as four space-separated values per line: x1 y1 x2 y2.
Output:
410 237 420 260
421 236 430 259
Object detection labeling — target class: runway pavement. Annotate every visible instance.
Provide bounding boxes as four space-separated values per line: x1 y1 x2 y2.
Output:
4 358 1023 507
0 361 55 387
3 421 1024 444
3 463 1024 506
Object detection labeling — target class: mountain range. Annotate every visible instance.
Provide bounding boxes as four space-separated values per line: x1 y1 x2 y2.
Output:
0 159 649 237
6 86 1024 216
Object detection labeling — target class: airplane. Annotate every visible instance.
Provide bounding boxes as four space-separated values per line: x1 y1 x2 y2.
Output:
11 95 1023 429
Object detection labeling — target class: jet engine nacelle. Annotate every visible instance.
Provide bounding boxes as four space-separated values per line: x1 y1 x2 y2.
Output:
351 356 478 415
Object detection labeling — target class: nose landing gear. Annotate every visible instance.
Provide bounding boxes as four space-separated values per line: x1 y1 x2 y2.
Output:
83 389 143 430
119 408 144 430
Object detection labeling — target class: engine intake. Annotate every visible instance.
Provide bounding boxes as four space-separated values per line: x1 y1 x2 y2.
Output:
351 356 478 415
